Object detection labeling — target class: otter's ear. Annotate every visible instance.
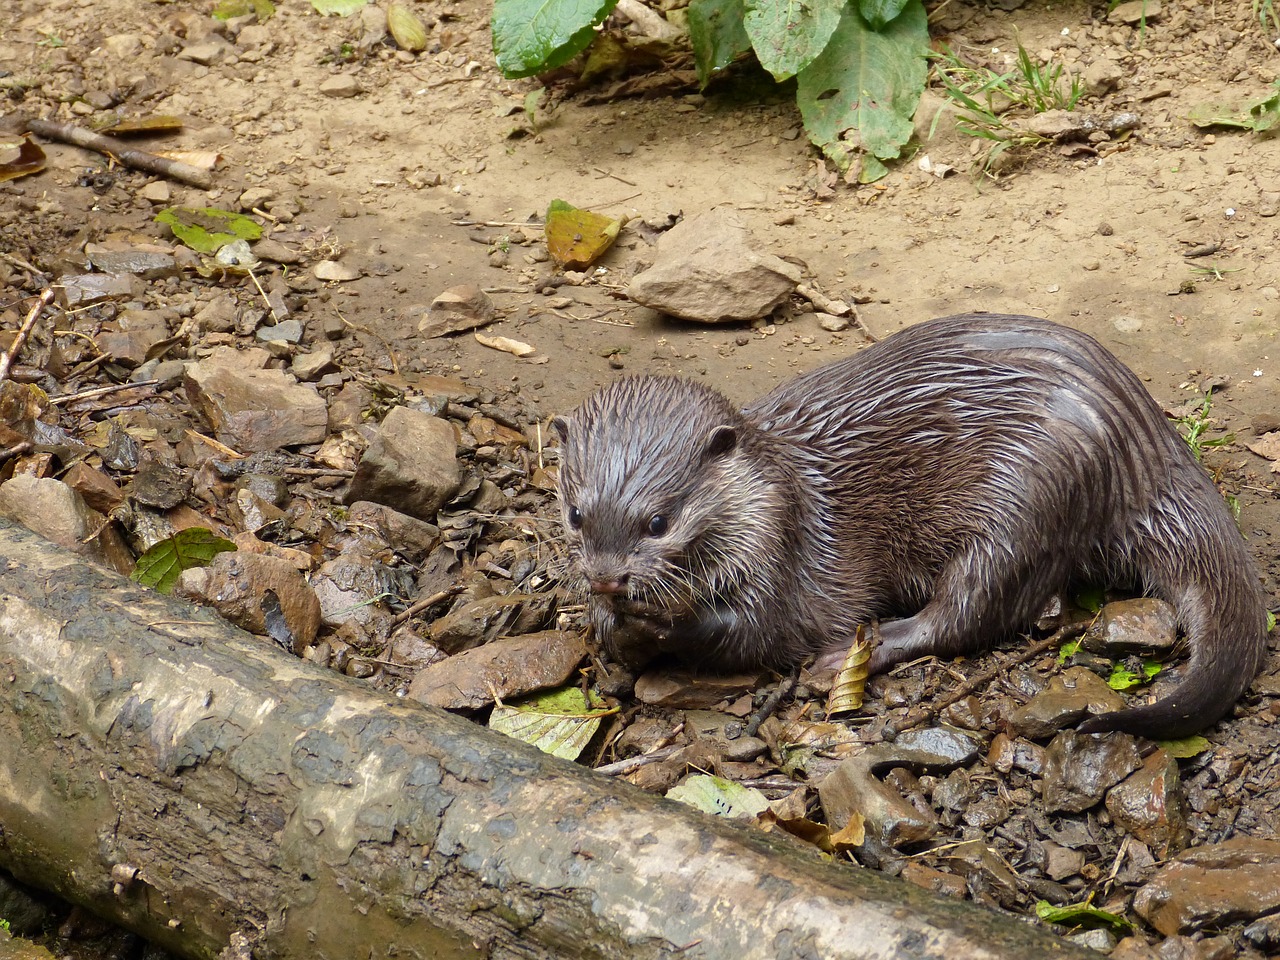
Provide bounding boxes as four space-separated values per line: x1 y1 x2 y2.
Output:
551 415 571 442
703 425 738 461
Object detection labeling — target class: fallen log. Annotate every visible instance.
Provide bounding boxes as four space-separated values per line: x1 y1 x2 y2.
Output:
0 519 1091 960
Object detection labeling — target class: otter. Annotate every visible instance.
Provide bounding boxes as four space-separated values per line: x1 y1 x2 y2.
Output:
553 313 1269 739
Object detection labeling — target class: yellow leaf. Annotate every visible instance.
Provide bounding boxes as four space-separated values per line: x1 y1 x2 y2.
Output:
825 623 872 717
544 198 624 270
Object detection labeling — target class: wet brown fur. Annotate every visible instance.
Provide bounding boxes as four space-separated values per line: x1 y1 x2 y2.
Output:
554 313 1269 738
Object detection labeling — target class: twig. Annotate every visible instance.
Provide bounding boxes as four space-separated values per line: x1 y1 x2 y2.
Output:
51 379 159 406
0 251 44 276
0 288 55 383
25 118 213 189
884 622 1088 737
0 442 33 464
391 584 466 627
593 745 682 777
745 667 800 738
283 466 356 478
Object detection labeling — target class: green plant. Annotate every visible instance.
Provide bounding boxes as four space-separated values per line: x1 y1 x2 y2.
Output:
490 0 930 182
932 41 1082 175
1174 391 1234 463
1256 0 1280 36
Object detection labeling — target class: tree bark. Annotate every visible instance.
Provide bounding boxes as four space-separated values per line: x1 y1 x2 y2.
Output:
0 519 1091 960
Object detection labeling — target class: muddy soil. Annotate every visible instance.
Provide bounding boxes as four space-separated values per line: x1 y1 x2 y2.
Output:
2 0 1280 956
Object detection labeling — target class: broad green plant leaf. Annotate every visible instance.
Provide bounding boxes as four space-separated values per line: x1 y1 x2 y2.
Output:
1107 660 1159 691
1158 735 1211 758
213 0 275 20
667 774 770 819
489 687 616 760
1035 900 1132 934
155 207 263 255
1186 82 1280 134
858 0 910 29
492 0 620 79
795 0 928 182
131 528 237 594
743 0 842 81
687 0 752 88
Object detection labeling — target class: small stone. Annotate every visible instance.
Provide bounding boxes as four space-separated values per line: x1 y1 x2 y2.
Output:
178 39 233 65
138 181 171 205
345 406 461 522
1133 837 1280 936
319 75 362 98
418 285 497 338
184 347 328 452
238 186 275 212
1106 749 1190 858
1042 729 1142 813
291 345 336 382
1084 58 1125 96
59 272 139 308
0 477 133 574
1068 929 1117 952
255 318 304 344
1108 0 1161 24
1081 597 1178 657
1008 665 1126 738
253 238 304 265
102 33 144 58
313 260 361 282
175 552 321 654
815 312 850 332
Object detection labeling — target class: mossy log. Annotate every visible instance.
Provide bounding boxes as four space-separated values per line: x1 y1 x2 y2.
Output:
0 519 1091 960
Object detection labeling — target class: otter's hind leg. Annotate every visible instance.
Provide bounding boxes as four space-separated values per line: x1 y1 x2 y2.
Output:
866 534 1071 674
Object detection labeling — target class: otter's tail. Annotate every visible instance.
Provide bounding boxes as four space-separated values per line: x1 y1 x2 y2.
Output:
1077 507 1269 740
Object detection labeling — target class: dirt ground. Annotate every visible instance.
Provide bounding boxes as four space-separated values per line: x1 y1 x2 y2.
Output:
3 0 1280 954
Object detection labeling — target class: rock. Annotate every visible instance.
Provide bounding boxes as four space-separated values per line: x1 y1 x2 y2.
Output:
1108 0 1161 24
138 181 171 205
987 733 1046 775
238 186 275 211
1041 729 1142 813
311 550 396 633
428 593 548 654
0 476 133 575
345 406 461 522
418 285 497 338
1111 936 1161 960
318 75 362 98
1106 749 1190 858
253 237 304 265
59 272 140 308
1133 837 1280 936
1068 929 1117 952
1084 58 1125 97
86 248 178 280
406 630 586 710
178 39 234 65
626 210 803 323
817 728 978 849
183 347 328 452
102 33 144 58
61 462 124 514
1081 598 1178 657
291 345 336 381
255 319 304 344
175 551 321 653
313 260 361 282
128 459 191 510
1008 666 1125 737
98 310 172 367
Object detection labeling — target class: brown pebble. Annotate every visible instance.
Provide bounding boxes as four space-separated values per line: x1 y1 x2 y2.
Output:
1097 222 1115 236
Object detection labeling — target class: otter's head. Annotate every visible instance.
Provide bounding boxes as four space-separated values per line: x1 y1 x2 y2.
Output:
553 376 778 666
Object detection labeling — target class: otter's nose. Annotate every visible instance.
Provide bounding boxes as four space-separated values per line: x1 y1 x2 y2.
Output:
588 576 628 595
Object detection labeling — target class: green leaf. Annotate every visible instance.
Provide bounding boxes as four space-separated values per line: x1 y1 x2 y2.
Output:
488 687 616 760
1186 82 1280 133
743 0 843 81
1057 638 1082 663
1107 660 1159 691
213 0 275 20
795 0 928 181
667 774 770 819
1035 900 1132 934
155 207 263 255
492 0 620 79
1158 735 1211 758
310 0 366 14
688 0 752 88
131 528 237 594
858 0 909 29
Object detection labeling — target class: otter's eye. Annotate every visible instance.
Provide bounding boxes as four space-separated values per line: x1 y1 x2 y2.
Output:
567 506 583 529
646 514 668 537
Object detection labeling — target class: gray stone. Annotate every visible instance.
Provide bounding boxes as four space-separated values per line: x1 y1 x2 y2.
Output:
255 318 304 344
59 272 139 308
1084 58 1125 97
1082 597 1178 657
0 476 133 574
1042 730 1142 813
184 346 328 452
291 345 336 382
345 406 461 521
1008 665 1126 738
418 285 497 338
319 74 362 98
1108 0 1161 25
627 210 803 324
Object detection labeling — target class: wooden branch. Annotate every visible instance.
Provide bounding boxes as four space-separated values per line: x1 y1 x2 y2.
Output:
24 118 214 189
0 288 54 383
0 519 1092 960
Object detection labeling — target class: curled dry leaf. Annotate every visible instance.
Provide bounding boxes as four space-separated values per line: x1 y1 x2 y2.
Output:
474 332 535 357
825 623 871 717
387 2 429 51
0 136 47 183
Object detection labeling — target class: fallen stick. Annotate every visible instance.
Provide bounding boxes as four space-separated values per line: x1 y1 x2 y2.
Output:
24 118 214 189
0 288 55 383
